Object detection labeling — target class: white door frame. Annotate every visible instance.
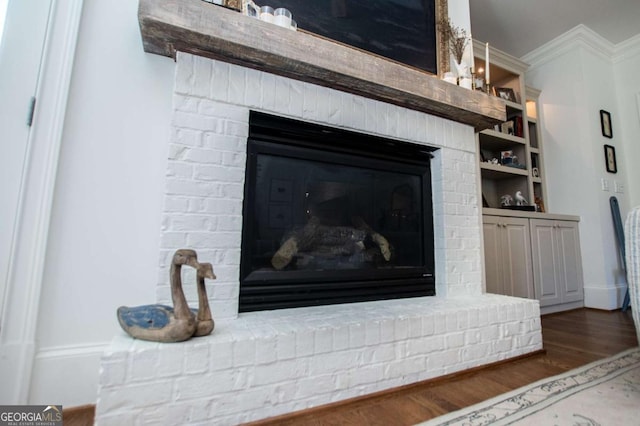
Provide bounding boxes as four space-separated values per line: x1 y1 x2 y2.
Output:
0 0 84 404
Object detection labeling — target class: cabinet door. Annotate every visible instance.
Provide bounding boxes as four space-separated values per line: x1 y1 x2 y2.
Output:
530 219 562 306
502 217 534 299
483 216 504 295
483 216 533 298
555 221 584 303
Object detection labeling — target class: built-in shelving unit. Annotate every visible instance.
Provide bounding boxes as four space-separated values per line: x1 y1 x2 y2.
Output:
474 43 583 313
473 41 546 212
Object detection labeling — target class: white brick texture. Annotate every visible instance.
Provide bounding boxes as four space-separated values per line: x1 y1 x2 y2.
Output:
157 52 481 318
97 296 541 425
95 52 543 425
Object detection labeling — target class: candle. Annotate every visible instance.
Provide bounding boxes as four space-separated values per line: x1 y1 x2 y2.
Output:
485 42 490 85
469 34 474 73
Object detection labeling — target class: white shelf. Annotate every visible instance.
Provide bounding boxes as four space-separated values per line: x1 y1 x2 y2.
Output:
503 99 523 111
479 129 527 148
480 163 529 179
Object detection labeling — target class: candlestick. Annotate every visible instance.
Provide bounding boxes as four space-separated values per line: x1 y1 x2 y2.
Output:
485 42 490 85
469 34 475 73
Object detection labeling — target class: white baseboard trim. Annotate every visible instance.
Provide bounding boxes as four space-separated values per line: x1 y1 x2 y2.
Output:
540 300 584 316
583 285 628 310
29 342 108 407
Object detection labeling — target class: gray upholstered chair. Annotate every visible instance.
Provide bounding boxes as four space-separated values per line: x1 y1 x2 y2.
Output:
625 206 640 342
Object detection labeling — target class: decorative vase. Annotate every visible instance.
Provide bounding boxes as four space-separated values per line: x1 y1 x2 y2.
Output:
443 72 457 84
454 60 472 89
459 77 472 89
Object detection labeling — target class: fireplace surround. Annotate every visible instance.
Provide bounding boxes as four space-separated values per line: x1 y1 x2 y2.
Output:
95 3 540 424
94 52 542 425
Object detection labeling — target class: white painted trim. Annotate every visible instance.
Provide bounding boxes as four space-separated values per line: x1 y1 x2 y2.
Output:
31 342 107 406
613 34 640 64
34 342 109 360
583 284 627 310
522 24 614 70
0 0 84 404
540 300 584 316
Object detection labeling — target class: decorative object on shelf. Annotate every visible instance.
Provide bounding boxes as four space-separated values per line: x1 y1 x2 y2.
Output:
274 7 293 28
500 150 514 165
438 18 471 86
474 69 485 91
532 167 540 178
503 156 526 170
117 249 216 343
485 42 490 90
194 262 217 337
239 2 297 31
495 87 517 102
515 191 528 206
203 0 242 11
600 109 613 138
500 194 513 207
514 116 524 137
604 144 617 173
259 5 274 22
501 121 515 135
242 0 259 17
443 72 457 85
534 196 546 213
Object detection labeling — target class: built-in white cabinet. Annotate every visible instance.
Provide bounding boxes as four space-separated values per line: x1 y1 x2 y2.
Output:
483 211 584 313
483 216 534 299
530 219 584 307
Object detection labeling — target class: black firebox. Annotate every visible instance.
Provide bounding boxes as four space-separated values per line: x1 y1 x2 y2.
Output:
240 112 436 312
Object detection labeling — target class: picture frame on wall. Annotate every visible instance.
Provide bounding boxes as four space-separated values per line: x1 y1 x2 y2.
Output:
600 109 613 138
604 144 617 173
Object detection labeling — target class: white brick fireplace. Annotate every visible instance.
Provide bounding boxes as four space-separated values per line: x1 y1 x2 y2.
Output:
94 52 542 425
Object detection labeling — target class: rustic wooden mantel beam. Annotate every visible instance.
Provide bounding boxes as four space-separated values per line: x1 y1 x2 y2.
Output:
138 0 506 131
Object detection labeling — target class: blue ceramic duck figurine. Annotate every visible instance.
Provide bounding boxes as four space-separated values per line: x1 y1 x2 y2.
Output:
117 249 200 343
193 262 216 337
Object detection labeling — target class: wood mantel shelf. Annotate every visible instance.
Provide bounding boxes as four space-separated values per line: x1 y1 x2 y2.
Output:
139 0 506 131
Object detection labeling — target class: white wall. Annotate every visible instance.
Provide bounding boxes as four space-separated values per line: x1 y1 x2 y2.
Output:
28 0 174 406
523 26 635 310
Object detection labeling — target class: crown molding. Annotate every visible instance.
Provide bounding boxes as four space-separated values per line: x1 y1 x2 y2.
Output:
522 24 614 70
613 33 640 64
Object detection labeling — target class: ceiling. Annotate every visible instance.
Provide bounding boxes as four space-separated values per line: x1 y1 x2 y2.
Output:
469 0 640 58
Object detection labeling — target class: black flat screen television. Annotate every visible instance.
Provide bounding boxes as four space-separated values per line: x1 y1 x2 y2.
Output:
269 0 438 75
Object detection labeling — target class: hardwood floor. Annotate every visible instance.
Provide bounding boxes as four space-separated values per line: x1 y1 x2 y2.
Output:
251 308 638 426
64 308 637 425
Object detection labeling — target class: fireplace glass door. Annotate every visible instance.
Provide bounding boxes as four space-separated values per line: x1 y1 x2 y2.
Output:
240 112 435 311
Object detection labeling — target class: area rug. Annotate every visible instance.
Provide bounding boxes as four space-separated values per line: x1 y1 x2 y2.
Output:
418 347 640 425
